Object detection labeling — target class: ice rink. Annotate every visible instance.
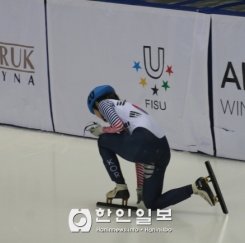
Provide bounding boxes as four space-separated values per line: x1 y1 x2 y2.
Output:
0 125 244 243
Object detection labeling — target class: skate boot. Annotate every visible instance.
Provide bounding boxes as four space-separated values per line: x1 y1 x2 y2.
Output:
192 177 215 206
106 184 130 206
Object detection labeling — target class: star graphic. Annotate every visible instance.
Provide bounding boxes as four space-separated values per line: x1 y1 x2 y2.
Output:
162 81 170 91
151 85 159 95
139 78 147 87
132 61 142 72
166 65 173 76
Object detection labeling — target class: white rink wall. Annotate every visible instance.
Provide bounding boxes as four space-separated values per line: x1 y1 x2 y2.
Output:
0 0 245 160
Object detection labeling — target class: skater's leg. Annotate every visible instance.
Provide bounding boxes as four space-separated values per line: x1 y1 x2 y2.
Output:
98 128 168 164
140 135 193 210
98 128 214 209
97 130 147 184
97 128 165 203
143 164 216 209
98 128 193 209
97 131 146 203
98 144 126 184
143 164 193 210
98 132 144 163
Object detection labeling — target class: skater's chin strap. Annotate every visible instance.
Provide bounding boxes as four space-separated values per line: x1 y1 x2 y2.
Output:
83 121 101 138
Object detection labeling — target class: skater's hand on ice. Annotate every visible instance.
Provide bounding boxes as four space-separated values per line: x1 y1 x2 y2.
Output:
89 125 103 137
136 187 143 204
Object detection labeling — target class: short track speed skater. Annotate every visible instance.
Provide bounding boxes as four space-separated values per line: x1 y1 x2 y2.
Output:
204 161 228 214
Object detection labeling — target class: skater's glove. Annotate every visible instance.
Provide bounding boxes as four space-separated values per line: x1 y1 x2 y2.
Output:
89 125 103 137
136 187 143 204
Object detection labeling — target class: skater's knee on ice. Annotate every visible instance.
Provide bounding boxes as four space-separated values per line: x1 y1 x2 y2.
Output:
143 199 156 210
144 203 152 210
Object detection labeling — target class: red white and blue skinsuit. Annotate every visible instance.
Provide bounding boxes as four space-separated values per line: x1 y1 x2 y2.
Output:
97 99 192 210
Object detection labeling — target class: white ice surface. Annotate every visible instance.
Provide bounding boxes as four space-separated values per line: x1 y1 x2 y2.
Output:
0 126 244 243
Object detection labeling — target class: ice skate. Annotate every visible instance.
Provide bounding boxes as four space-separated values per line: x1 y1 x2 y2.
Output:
96 184 138 211
192 177 215 206
192 161 229 215
106 184 130 206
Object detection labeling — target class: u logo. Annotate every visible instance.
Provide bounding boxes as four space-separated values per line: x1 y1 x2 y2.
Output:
143 46 164 79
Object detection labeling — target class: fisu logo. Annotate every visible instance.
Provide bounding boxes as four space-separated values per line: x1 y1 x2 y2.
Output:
133 45 173 110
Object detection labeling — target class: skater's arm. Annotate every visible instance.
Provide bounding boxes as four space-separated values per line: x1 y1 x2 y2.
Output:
102 119 124 133
98 101 124 133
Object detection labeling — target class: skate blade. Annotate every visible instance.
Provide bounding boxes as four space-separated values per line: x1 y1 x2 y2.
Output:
96 202 138 211
107 198 128 206
205 161 228 214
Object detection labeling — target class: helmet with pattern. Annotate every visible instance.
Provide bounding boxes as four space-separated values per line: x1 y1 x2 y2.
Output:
87 85 116 114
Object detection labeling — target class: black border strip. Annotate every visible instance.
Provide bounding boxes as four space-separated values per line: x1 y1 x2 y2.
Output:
44 0 55 132
208 18 216 157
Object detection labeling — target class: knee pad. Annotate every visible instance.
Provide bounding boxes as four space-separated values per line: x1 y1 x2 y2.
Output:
144 163 155 179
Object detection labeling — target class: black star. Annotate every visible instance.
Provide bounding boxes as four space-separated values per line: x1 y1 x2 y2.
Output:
151 85 159 95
